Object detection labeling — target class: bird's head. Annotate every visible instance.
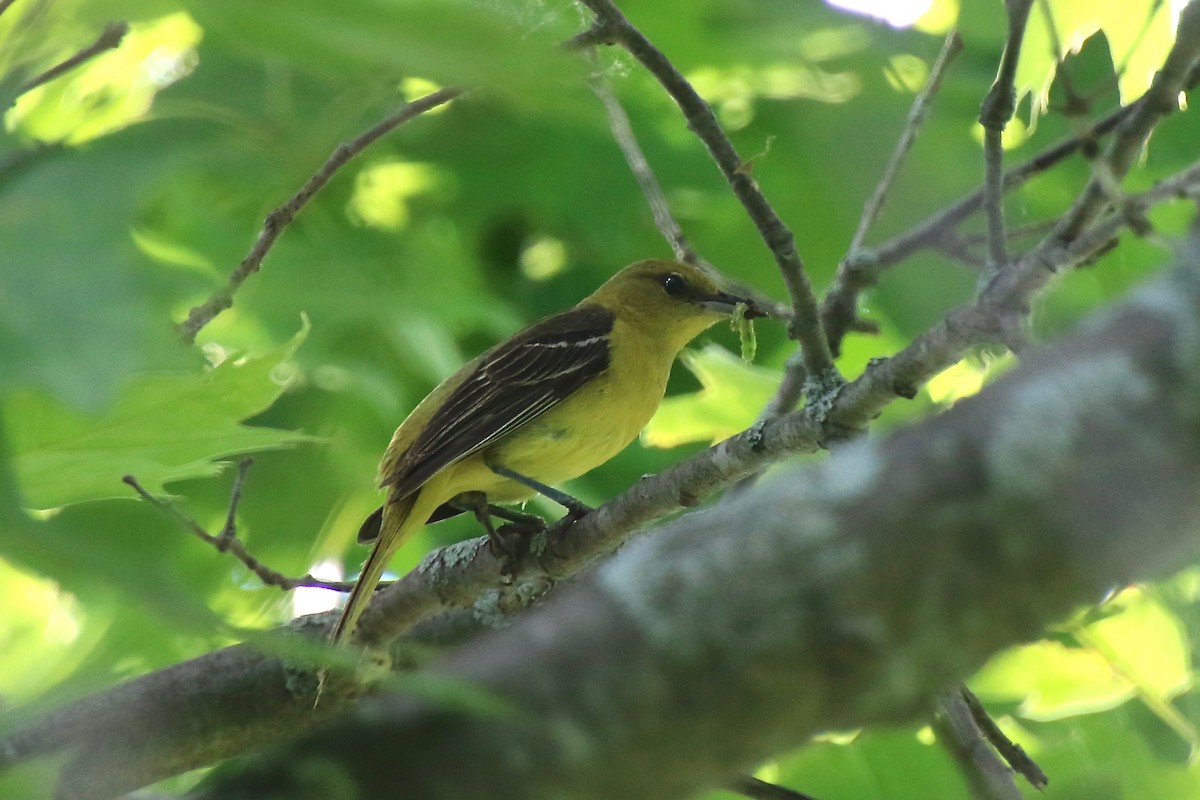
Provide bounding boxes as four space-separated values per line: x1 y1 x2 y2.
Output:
587 259 767 351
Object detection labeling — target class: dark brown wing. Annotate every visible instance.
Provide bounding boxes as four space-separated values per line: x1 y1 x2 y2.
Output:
380 303 614 499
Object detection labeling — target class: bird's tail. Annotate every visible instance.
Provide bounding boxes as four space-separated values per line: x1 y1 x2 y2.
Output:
329 493 420 646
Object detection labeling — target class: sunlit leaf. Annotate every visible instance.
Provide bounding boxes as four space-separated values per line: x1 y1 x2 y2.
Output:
7 13 202 144
642 345 779 448
1021 0 1177 109
960 0 1177 117
925 353 1015 406
970 638 1136 718
970 589 1191 721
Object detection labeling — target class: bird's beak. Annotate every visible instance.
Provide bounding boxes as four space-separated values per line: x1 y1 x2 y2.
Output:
698 291 769 319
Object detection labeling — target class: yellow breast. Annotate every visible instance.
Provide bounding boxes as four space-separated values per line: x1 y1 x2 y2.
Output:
449 315 678 501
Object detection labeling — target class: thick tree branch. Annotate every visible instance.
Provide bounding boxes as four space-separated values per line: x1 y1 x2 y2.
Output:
177 87 464 345
197 240 1200 800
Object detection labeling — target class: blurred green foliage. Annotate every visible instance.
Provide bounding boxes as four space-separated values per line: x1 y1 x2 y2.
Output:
0 0 1196 798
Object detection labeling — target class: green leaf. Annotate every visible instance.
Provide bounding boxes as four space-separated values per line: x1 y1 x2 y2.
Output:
642 345 779 448
960 0 1177 115
0 118 211 410
970 638 1136 718
970 589 1191 722
3 321 316 509
184 0 586 113
1015 0 1177 108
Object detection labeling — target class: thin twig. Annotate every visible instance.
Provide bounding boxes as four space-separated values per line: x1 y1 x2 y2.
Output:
936 690 1025 800
848 28 963 257
759 350 808 419
585 61 790 319
217 458 253 548
575 0 840 390
829 26 1200 433
590 70 693 263
1064 161 1200 259
16 21 129 96
123 464 362 593
980 0 1034 272
728 775 820 800
955 219 1059 248
935 219 1060 269
961 686 1048 789
177 87 464 345
820 59 1200 356
826 27 962 356
853 101 1134 267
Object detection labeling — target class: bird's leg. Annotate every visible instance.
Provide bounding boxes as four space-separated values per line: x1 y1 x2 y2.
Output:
486 463 594 520
479 503 547 530
449 492 535 561
447 494 546 533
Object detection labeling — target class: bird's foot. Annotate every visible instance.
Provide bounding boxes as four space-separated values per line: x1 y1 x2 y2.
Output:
488 514 547 565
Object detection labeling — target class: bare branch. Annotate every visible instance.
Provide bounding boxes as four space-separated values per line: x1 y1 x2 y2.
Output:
848 28 963 257
15 21 129 97
590 70 693 263
1065 162 1200 258
177 87 465 345
574 0 839 388
822 59 1200 355
827 29 963 356
980 0 1034 272
961 686 1048 790
123 464 361 593
585 61 790 320
936 690 1025 800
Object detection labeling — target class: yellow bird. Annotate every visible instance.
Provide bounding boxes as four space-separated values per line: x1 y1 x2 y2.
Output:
331 259 762 644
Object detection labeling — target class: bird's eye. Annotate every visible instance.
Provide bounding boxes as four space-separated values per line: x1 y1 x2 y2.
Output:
661 273 687 297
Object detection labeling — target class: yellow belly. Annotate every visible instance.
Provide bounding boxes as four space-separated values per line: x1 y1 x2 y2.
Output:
432 323 674 507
